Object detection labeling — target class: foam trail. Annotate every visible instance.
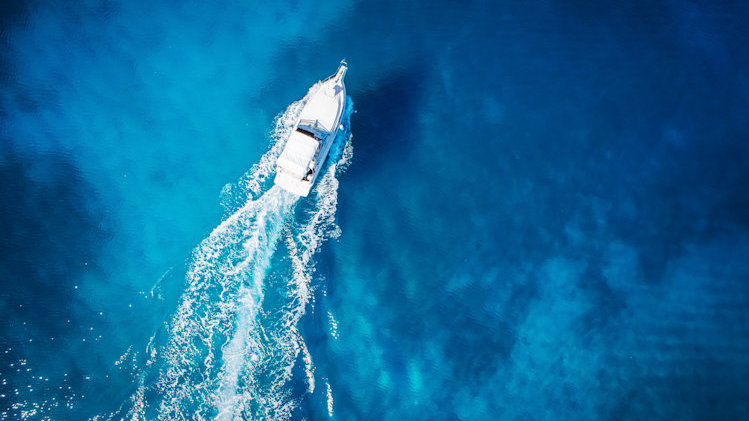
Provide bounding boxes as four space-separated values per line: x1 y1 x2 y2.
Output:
207 101 354 420
326 380 334 417
150 90 315 420
155 186 297 420
214 187 295 420
111 86 352 421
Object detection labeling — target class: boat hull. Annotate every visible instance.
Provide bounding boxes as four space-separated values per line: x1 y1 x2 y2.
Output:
273 62 347 197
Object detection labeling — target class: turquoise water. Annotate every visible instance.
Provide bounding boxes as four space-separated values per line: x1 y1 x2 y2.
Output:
2 0 749 419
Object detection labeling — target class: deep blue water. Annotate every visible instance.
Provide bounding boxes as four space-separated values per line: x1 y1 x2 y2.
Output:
2 0 749 419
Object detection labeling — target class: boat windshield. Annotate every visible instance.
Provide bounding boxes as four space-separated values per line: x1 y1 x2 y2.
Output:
296 127 317 139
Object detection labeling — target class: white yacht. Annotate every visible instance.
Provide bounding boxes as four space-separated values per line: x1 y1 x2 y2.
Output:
273 61 348 197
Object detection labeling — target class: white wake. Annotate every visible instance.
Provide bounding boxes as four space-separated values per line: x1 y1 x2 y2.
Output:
115 84 353 421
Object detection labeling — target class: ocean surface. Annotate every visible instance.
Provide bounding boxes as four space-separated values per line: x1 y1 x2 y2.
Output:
2 0 749 419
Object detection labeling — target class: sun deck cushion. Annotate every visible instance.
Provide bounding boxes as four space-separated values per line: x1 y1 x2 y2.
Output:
276 132 318 178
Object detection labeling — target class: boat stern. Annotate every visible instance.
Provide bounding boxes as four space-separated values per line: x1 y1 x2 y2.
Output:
273 169 313 197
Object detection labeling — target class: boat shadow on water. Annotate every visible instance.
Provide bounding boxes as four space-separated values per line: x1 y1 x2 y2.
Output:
344 65 427 182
